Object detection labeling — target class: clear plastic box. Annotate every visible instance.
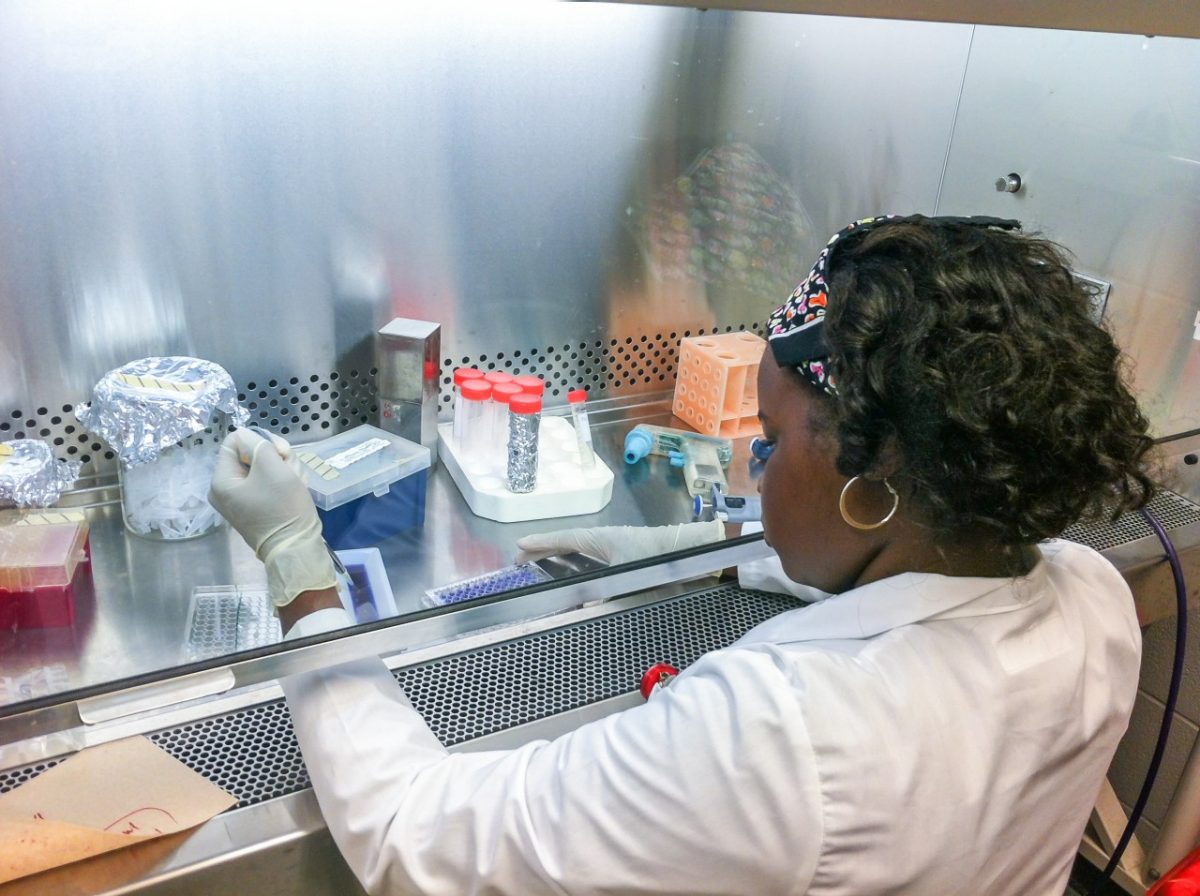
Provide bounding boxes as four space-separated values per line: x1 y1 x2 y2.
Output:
296 424 431 549
0 520 91 628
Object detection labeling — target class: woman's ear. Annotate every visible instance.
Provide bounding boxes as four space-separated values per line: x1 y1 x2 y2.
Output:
870 433 905 482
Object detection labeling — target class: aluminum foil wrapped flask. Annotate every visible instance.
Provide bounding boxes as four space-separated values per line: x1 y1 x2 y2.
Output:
0 439 82 508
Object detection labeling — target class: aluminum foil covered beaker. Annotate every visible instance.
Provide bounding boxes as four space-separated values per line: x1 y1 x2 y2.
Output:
77 357 248 540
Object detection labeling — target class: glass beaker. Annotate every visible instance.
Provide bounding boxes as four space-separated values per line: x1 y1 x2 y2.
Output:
118 424 226 541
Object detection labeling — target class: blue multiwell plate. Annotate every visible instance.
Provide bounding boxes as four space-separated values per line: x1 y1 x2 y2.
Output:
424 563 553 607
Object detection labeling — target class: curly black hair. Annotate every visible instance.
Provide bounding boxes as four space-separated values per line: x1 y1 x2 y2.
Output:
821 219 1156 545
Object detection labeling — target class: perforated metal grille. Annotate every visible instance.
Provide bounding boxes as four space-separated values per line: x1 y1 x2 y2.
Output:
0 584 798 808
1061 490 1200 552
0 405 116 470
0 368 382 480
397 582 794 743
238 369 380 441
147 701 310 806
438 323 765 409
0 757 65 792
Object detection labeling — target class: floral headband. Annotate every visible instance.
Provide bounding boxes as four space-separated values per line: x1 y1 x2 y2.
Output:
766 214 1021 395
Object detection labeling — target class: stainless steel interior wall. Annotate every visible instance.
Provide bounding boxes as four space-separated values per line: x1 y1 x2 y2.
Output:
1 3 1196 451
935 27 1200 441
0 2 969 435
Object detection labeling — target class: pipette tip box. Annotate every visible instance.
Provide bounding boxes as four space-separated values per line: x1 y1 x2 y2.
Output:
0 520 91 629
297 424 431 550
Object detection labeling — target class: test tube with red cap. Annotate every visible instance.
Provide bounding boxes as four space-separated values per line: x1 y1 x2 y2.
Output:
482 372 514 452
568 388 595 468
507 392 542 493
452 368 485 444
490 382 523 460
514 374 545 398
483 370 514 388
458 379 492 464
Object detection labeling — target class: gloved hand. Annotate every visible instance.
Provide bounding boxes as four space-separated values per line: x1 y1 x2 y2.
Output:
515 519 725 566
208 429 337 608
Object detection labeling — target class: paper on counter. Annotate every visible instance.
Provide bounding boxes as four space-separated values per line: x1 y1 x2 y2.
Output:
0 735 236 884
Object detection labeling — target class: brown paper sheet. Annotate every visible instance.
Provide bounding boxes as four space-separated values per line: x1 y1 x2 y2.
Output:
0 735 236 884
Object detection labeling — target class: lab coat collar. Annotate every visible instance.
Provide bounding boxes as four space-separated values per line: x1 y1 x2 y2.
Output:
735 550 1050 646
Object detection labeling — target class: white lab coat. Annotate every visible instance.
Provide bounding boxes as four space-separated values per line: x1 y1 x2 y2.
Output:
281 539 1140 895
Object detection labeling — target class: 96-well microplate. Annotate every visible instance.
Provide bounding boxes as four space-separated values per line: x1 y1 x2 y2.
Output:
424 563 552 607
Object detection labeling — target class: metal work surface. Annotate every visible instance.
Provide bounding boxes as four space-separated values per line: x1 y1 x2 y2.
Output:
2 405 1197 729
0 401 769 719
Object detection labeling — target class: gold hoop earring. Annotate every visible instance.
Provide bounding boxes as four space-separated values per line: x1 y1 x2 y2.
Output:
839 476 899 530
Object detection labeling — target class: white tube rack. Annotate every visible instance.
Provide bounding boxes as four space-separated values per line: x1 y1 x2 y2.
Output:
437 416 613 522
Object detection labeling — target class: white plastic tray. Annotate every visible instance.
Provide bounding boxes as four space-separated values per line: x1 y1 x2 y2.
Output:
438 416 613 522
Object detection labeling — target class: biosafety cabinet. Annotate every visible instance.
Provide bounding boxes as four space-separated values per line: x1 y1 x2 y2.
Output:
0 2 1198 893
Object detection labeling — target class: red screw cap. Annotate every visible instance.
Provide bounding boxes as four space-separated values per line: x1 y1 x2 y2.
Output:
491 382 523 405
514 375 545 396
510 393 542 414
454 368 484 386
460 379 492 401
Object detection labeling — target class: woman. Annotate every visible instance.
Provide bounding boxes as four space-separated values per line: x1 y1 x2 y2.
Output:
210 214 1154 895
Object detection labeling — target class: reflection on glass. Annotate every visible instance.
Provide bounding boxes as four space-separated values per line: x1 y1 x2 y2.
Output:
636 143 814 299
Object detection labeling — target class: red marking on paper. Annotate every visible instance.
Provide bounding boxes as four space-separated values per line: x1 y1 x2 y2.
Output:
103 807 179 836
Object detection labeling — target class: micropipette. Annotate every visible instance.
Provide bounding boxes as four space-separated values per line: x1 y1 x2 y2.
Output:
693 484 762 524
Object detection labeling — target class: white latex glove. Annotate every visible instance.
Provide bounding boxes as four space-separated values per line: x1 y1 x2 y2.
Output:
515 519 725 566
208 429 337 608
